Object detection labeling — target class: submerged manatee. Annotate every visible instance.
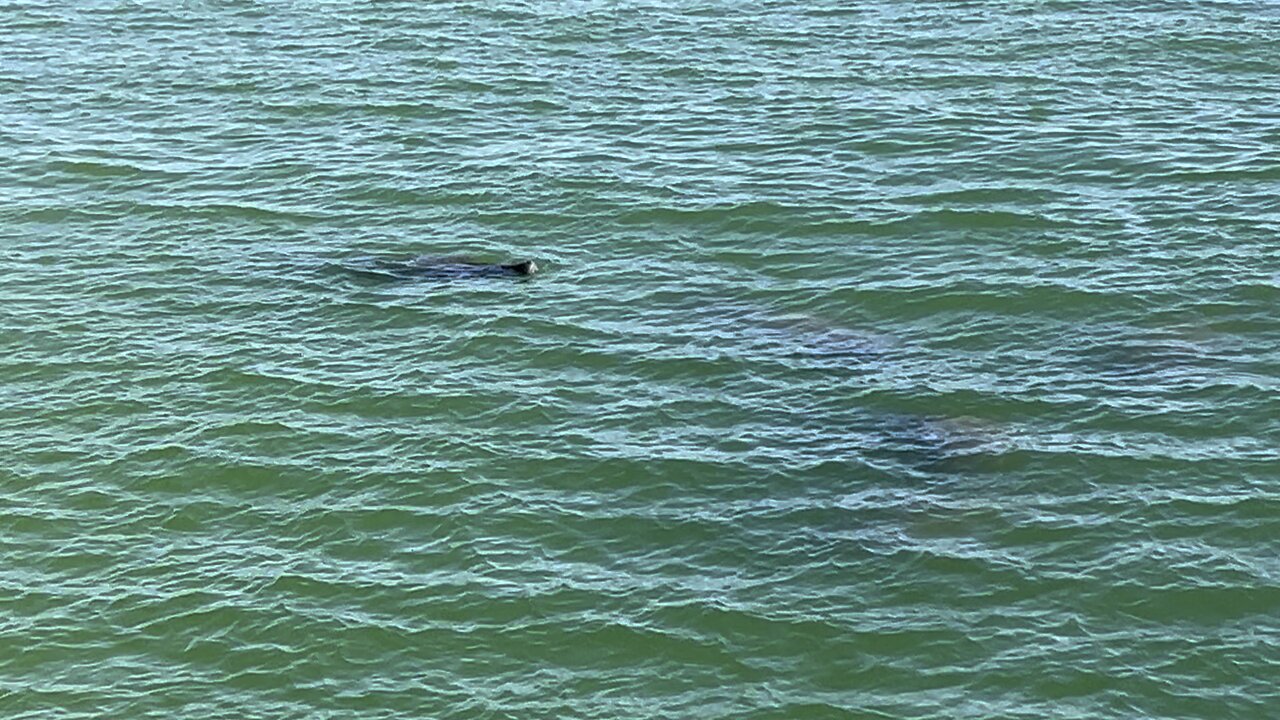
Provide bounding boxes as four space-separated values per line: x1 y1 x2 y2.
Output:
680 300 1016 472
347 255 538 281
702 301 895 360
752 311 894 358
865 414 1013 474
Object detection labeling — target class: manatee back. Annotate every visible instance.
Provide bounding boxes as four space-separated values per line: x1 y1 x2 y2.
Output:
344 255 537 281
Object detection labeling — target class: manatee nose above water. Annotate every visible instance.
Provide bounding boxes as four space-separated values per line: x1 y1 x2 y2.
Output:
500 260 538 276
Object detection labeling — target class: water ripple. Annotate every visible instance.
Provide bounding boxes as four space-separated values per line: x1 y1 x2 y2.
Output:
2 1 1278 718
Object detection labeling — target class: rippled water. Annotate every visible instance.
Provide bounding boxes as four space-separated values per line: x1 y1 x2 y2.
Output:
2 2 1279 717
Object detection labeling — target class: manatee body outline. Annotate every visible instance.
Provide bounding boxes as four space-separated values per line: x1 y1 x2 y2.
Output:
346 255 539 281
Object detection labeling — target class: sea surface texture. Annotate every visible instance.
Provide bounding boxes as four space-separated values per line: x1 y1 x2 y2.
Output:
2 2 1278 718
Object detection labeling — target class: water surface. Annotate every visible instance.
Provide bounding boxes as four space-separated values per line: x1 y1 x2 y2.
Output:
2 2 1278 718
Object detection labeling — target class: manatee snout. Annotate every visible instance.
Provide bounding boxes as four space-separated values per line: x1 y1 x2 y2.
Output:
503 259 538 276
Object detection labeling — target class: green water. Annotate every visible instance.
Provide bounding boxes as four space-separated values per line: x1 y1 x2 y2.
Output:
2 2 1278 717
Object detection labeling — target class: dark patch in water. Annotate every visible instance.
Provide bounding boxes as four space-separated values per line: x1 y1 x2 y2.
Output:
342 255 539 282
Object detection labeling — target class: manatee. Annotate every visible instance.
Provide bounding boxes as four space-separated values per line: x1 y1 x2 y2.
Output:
860 413 1018 477
346 255 538 281
688 299 894 360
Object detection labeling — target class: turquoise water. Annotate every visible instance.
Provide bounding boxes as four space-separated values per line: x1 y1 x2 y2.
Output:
2 2 1278 717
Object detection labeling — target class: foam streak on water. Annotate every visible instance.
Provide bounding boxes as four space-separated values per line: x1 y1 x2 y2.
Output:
1 2 1278 718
